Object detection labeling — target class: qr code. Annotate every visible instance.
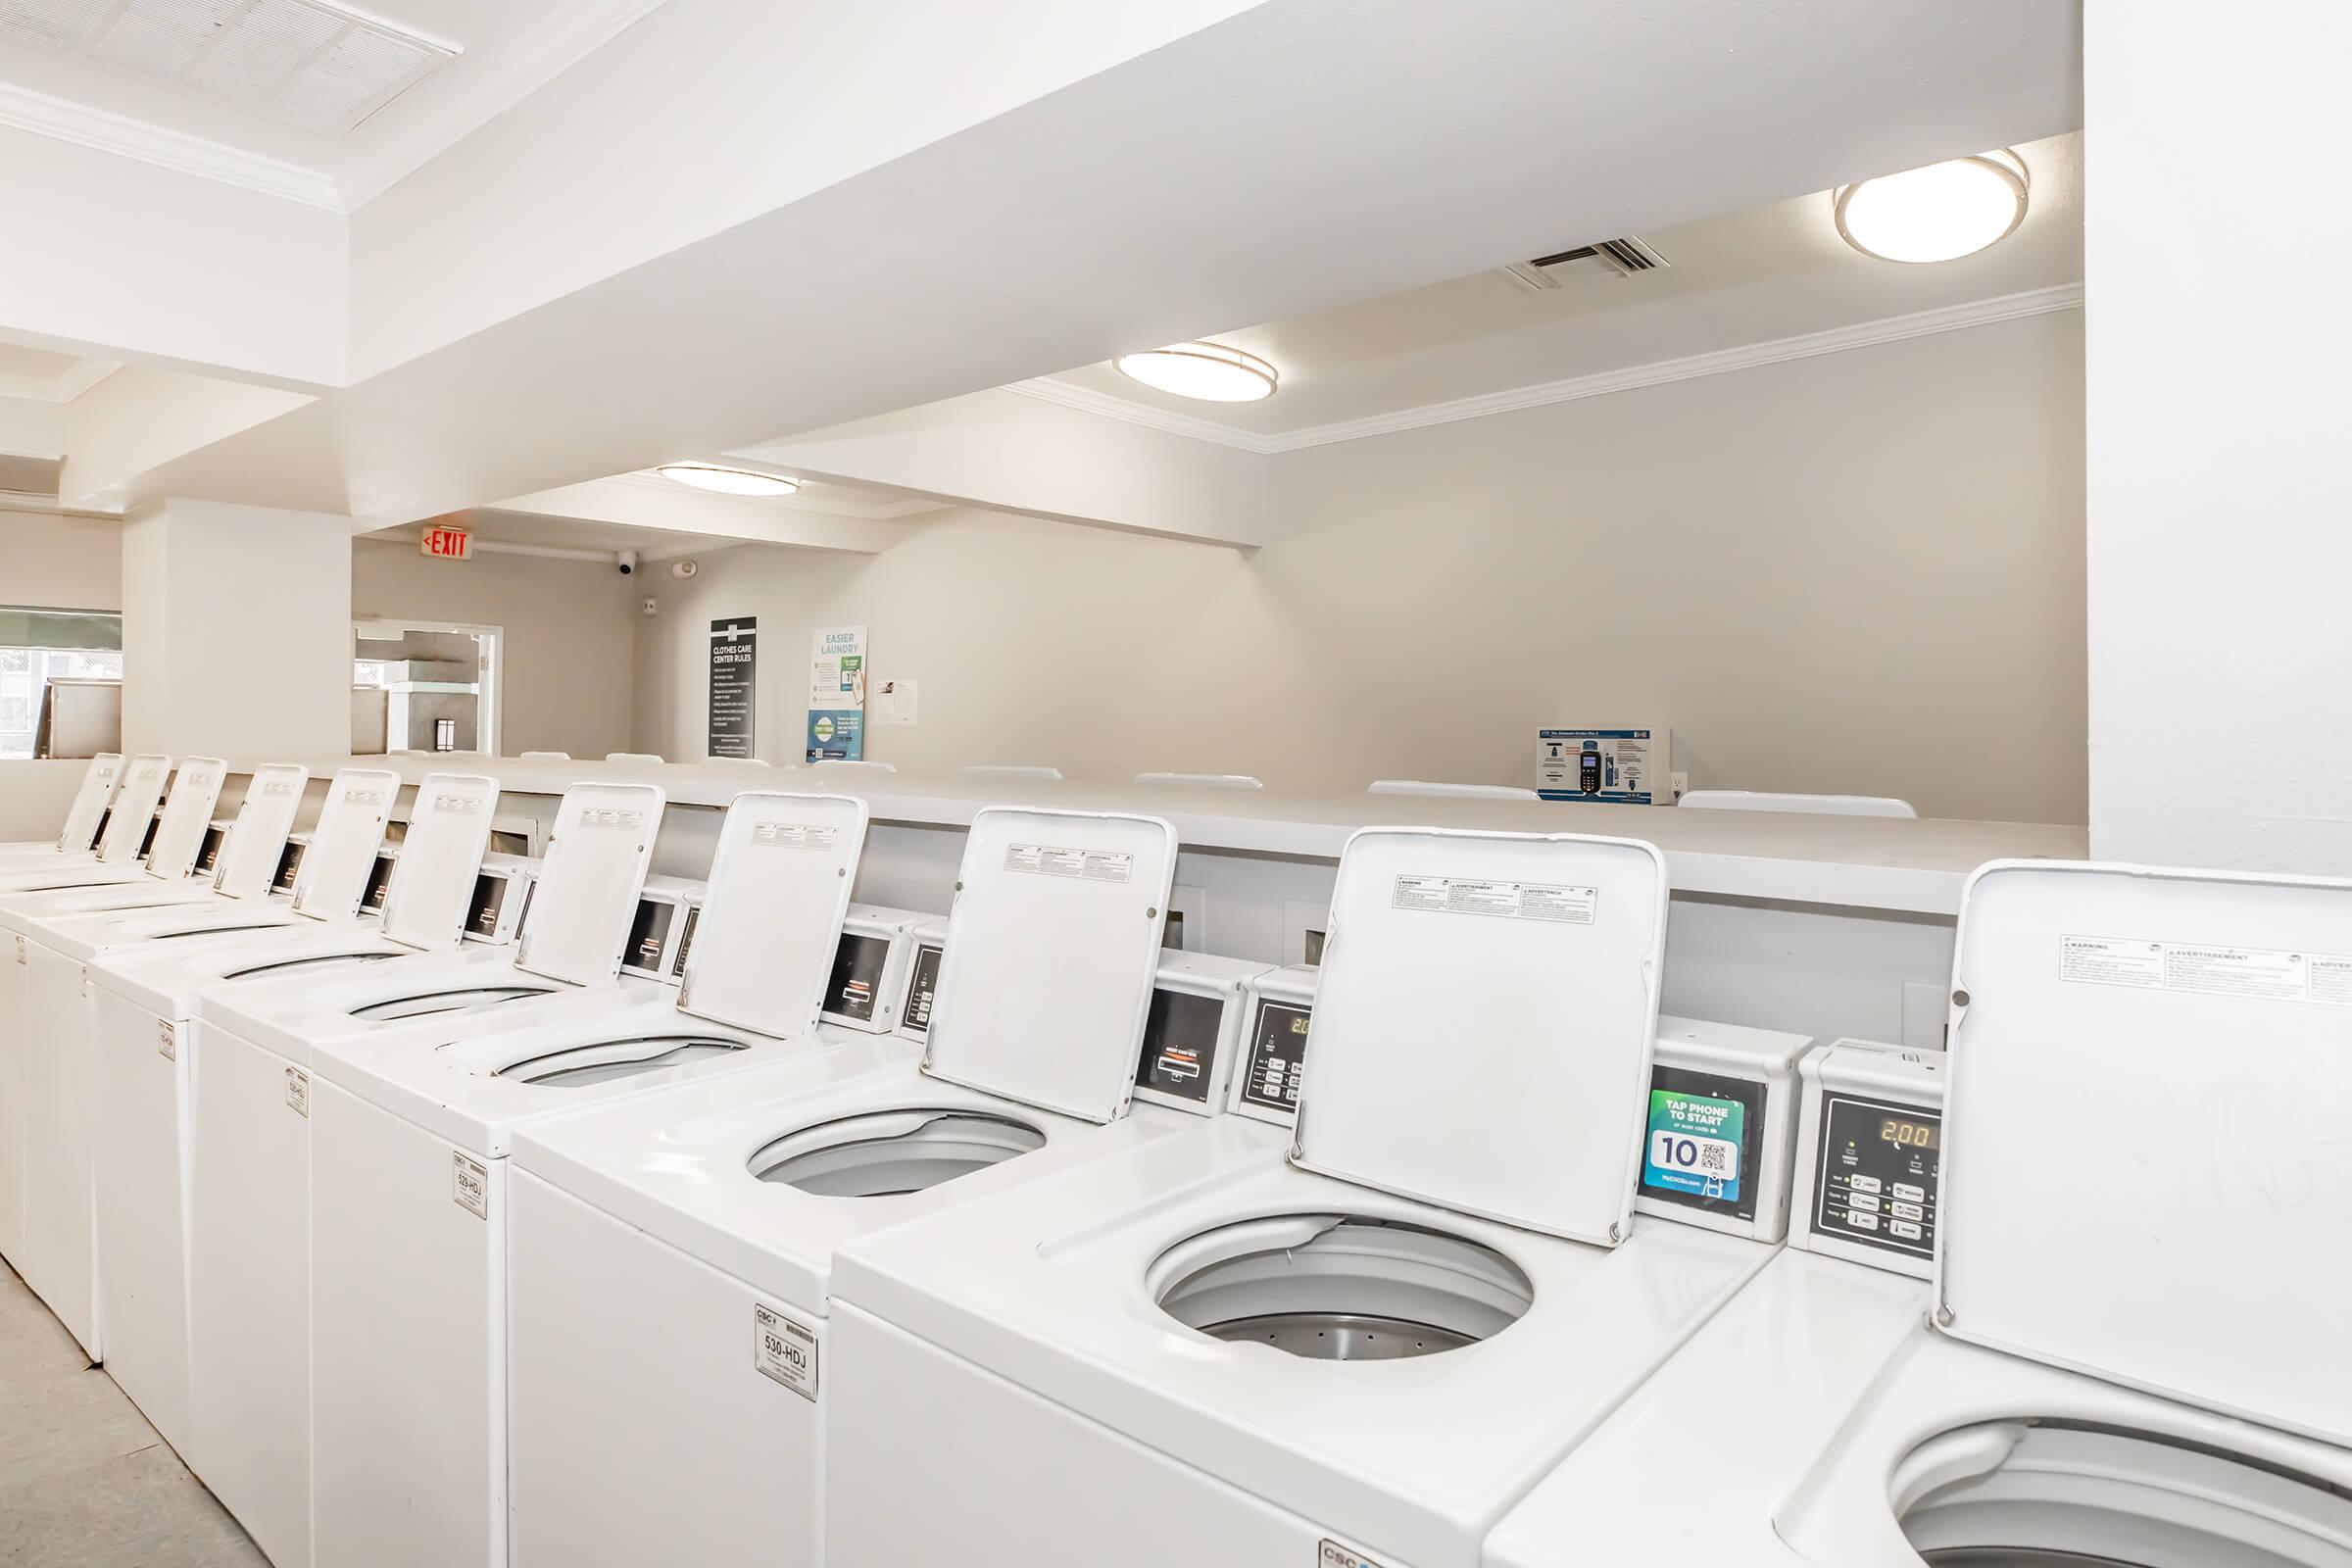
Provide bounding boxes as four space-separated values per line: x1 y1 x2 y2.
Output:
1699 1143 1730 1172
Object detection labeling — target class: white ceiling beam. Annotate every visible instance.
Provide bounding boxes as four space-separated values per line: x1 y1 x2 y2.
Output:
111 1 2078 529
735 389 1278 550
490 476 920 557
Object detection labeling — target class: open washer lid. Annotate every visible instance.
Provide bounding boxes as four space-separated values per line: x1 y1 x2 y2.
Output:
54 753 122 853
675 791 866 1036
287 768 399 920
513 781 664 986
212 763 308 898
1290 828 1668 1246
920 807 1176 1123
95 754 172 863
143 756 228 879
1937 859 2352 1446
374 773 500 950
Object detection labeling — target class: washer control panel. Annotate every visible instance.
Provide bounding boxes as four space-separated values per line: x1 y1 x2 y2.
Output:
1791 1039 1946 1279
1229 965 1320 1125
820 905 926 1034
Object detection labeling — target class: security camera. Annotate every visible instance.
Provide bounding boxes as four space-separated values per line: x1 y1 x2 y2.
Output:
616 549 638 575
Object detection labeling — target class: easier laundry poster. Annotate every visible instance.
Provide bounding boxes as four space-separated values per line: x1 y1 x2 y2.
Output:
806 624 866 761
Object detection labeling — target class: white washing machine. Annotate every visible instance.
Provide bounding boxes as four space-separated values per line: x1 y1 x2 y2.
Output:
0 760 316 1277
1486 859 2352 1568
0 760 318 1358
0 752 122 861
824 827 1799 1568
303 789 872 1568
502 806 1188 1568
0 753 205 895
203 782 677 1068
67 769 487 1469
178 770 517 1568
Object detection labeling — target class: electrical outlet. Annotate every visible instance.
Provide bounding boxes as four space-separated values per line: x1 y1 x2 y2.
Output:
1669 771 1690 803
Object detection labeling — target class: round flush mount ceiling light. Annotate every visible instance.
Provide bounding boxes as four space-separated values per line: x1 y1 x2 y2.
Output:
655 464 802 497
1113 341 1279 402
1834 149 2029 264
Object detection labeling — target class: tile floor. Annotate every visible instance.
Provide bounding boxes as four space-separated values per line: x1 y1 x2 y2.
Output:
0 1260 265 1566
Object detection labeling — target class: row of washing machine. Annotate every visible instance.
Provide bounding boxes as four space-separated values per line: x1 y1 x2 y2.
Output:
3 752 2348 1568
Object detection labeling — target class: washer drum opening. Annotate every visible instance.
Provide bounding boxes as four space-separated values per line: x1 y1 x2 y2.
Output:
1895 1422 2352 1568
1148 1213 1533 1362
495 1034 750 1089
748 1107 1046 1197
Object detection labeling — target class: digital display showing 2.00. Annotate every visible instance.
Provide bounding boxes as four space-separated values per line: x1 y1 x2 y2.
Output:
1878 1116 1939 1152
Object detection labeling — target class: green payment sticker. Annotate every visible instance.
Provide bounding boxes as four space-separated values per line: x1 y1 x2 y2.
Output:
1643 1088 1743 1202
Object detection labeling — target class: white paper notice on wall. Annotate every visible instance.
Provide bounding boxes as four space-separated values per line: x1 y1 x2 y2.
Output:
2058 934 2352 1006
873 677 918 726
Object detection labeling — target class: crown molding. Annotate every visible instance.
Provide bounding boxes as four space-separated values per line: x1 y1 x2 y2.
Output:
337 0 671 210
0 79 344 207
1018 282 2086 457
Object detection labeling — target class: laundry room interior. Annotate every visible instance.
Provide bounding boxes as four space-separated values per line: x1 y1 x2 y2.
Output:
1 5 2345 1567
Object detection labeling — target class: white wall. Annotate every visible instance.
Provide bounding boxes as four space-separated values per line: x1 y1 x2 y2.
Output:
120 500 351 756
0 124 345 387
637 311 2086 822
2084 7 2352 873
0 511 121 611
352 543 640 760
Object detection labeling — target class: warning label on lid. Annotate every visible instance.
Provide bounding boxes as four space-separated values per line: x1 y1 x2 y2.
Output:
1003 844 1132 884
1391 876 1596 924
751 822 838 851
2060 934 2352 1006
579 808 644 833
430 793 482 814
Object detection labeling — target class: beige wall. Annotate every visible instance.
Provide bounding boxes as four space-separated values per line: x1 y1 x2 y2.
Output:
1 511 121 610
636 310 2087 822
353 543 639 760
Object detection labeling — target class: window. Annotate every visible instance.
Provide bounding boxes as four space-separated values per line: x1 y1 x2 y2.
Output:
0 608 122 760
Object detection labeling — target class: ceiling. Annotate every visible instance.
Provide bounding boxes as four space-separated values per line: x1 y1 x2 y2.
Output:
1036 132 2083 443
0 0 666 207
0 342 118 401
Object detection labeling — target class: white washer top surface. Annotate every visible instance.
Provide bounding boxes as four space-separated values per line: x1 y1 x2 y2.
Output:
286 767 400 919
511 1044 1197 1315
192 942 632 1067
0 878 242 936
921 807 1175 1123
673 791 866 1037
1940 860 2352 1445
141 756 229 881
1293 828 1667 1245
307 988 819 1155
91 918 416 1020
511 781 663 986
1484 1248 1928 1567
373 772 498 948
23 897 307 963
831 1118 1768 1568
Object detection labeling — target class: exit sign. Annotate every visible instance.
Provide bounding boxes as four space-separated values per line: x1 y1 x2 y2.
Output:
420 524 471 560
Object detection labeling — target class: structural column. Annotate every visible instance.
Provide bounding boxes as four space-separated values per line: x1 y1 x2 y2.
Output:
119 499 354 757
2084 2 2352 873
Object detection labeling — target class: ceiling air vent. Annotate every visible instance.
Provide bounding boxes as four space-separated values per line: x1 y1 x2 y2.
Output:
1499 236 1670 293
0 0 457 135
